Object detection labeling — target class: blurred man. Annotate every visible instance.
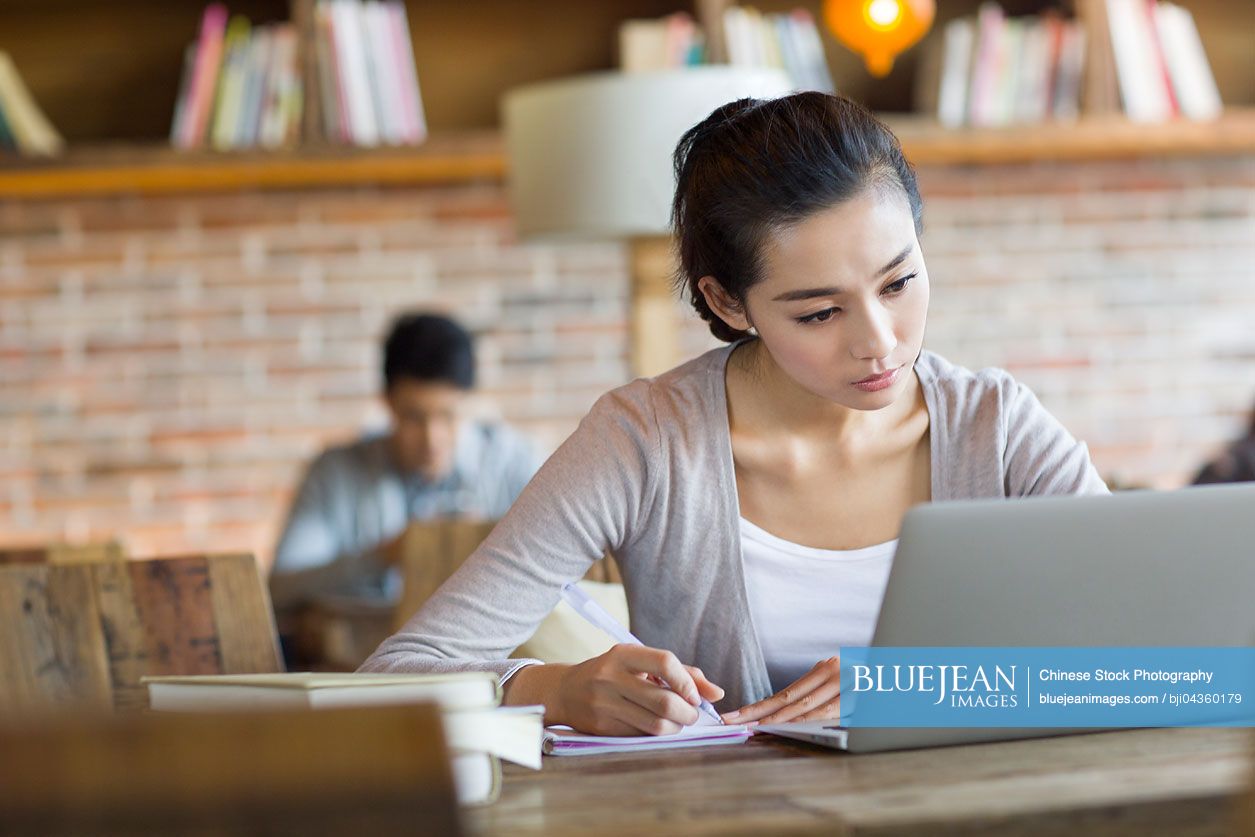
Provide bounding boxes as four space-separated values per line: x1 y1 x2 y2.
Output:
269 313 539 611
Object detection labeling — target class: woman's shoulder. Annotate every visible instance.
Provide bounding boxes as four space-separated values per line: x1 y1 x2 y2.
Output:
914 350 1027 427
590 343 732 426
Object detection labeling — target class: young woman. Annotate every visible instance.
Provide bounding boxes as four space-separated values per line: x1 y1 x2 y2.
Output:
360 92 1108 736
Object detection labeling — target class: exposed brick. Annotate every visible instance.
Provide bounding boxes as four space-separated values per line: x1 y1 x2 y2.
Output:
3 162 1255 563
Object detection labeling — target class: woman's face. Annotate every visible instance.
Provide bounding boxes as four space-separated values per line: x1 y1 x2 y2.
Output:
740 188 929 411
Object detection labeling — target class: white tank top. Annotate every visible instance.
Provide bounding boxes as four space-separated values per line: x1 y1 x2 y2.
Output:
739 517 897 693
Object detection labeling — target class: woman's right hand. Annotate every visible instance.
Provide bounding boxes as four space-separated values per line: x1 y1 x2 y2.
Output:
550 644 726 736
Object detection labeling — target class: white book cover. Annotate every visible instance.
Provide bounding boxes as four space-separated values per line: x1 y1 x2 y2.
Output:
937 18 974 128
772 15 804 90
450 750 500 806
388 1 426 143
442 705 544 770
361 2 398 145
144 671 501 712
968 2 1005 127
723 7 751 67
331 0 379 146
1106 0 1173 122
1155 2 1222 121
792 11 835 94
752 9 782 70
1014 19 1049 124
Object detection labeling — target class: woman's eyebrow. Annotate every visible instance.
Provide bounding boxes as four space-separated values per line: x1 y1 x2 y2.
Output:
770 242 914 302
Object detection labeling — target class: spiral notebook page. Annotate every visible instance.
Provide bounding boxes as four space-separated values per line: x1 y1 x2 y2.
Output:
542 724 754 756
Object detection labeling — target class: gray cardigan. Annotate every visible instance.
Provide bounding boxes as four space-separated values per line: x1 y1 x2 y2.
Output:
359 345 1109 710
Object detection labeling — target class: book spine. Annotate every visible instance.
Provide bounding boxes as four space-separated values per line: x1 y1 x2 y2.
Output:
772 15 803 91
1041 14 1066 120
259 26 288 148
240 27 272 148
968 2 1005 127
1106 0 1173 121
169 42 198 145
1155 2 1222 121
211 16 251 151
332 0 379 146
792 10 835 94
360 2 393 145
314 2 343 142
389 0 425 144
1052 23 1087 120
179 3 229 149
0 52 65 155
1142 0 1180 117
937 18 974 128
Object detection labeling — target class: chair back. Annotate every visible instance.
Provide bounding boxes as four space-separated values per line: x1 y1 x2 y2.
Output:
393 518 621 631
0 553 282 713
0 541 125 564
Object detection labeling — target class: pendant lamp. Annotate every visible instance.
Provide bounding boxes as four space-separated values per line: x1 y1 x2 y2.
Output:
823 0 935 77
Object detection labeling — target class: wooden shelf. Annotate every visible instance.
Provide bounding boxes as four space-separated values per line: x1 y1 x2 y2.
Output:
3 110 1255 200
888 109 1255 165
0 133 506 200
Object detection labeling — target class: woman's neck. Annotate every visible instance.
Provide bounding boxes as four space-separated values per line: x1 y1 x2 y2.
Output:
727 339 920 443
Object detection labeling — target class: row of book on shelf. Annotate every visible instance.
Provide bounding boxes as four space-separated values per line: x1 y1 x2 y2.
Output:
171 0 426 151
0 1 1234 159
618 6 834 94
920 0 1220 128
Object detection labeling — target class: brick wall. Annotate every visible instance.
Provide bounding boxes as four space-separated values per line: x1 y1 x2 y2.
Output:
3 155 1253 566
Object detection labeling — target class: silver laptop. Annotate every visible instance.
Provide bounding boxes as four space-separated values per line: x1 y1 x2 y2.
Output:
761 483 1255 753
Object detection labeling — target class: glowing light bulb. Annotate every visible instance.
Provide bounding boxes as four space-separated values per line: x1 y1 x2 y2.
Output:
824 0 934 77
865 0 903 30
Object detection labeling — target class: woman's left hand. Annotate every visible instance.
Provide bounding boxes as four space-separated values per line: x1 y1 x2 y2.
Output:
721 655 841 725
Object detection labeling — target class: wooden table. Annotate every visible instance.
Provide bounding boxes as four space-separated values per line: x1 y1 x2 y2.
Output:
466 728 1252 836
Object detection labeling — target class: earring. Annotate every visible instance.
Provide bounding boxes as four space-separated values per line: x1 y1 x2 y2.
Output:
746 325 759 337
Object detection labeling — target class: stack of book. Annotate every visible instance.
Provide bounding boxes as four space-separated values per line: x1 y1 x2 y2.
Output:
618 6 834 94
0 51 64 156
170 0 426 151
309 0 427 147
923 6 1087 128
143 671 543 806
1084 0 1221 123
923 1 1221 128
618 13 706 70
171 5 303 151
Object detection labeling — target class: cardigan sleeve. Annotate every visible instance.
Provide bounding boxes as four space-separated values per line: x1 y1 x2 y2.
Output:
358 384 659 680
1002 379 1110 497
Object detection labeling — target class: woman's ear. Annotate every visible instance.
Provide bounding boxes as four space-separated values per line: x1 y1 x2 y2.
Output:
696 276 752 333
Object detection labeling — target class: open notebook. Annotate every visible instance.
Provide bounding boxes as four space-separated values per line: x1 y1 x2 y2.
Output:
542 723 753 756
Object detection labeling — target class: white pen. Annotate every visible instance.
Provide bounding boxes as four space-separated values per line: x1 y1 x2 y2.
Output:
559 581 724 726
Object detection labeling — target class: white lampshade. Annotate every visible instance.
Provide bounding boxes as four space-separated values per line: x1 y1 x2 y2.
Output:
503 67 793 241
